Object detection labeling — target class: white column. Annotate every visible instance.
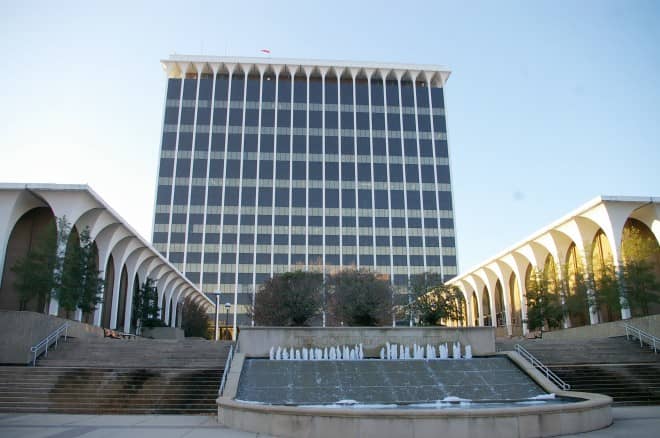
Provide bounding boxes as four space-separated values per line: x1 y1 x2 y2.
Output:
251 67 265 326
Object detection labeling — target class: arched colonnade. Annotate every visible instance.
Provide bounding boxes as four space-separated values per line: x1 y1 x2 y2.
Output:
448 196 660 336
0 184 213 332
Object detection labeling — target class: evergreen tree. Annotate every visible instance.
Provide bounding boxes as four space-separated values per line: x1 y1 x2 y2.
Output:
132 277 161 329
407 272 465 326
11 219 59 311
182 297 211 338
525 269 563 335
57 225 104 317
621 225 660 316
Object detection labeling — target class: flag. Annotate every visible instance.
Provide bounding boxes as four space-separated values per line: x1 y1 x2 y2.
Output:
260 49 271 54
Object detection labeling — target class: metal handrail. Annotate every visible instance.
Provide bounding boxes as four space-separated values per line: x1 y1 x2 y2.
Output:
218 344 234 396
514 344 571 391
624 323 658 353
30 322 69 366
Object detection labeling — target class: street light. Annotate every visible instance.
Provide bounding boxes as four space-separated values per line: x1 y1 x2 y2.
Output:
224 302 231 326
224 302 231 340
212 292 221 341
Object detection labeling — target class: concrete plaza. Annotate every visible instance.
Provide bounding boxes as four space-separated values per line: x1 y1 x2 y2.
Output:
0 406 658 438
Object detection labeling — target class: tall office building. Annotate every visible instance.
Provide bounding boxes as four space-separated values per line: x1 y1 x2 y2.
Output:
153 55 457 324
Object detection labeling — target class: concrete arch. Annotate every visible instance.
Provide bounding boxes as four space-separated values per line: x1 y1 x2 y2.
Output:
0 206 55 313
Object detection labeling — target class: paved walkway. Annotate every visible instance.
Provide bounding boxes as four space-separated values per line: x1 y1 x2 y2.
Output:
0 406 658 437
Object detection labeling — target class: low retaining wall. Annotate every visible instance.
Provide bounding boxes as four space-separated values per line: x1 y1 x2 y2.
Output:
542 314 660 341
141 326 184 340
0 310 104 364
237 326 496 357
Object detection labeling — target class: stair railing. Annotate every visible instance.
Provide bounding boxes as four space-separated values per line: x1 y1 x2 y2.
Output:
514 344 571 391
30 322 69 366
218 344 234 396
624 323 658 353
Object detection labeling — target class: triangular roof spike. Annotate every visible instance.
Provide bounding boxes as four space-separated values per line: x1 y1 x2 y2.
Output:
401 71 413 82
325 67 338 79
232 64 245 75
370 69 383 81
385 70 398 81
339 68 353 79
415 71 428 83
355 69 368 80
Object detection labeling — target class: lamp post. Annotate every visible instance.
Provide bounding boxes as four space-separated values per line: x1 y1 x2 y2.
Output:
224 303 231 340
212 292 221 341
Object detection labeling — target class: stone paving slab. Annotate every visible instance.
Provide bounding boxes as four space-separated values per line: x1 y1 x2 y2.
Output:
0 408 659 437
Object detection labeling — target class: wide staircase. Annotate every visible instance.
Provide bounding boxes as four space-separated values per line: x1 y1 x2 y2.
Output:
0 337 232 414
498 336 660 406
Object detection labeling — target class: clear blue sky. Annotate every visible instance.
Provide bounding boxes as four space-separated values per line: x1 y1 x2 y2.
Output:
1 0 659 271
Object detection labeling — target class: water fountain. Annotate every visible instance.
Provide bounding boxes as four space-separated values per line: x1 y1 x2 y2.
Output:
218 327 612 438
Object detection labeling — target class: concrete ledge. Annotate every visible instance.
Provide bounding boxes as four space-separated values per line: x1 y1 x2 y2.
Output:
0 310 104 364
218 391 612 438
237 326 496 357
141 326 184 340
542 314 660 341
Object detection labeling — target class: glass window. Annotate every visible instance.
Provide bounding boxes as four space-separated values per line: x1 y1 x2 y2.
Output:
309 216 322 226
359 254 373 266
358 189 372 209
326 254 339 266
291 215 305 226
293 76 307 103
342 189 356 208
389 163 403 182
405 164 419 183
260 134 274 153
359 235 372 246
309 77 322 103
309 234 322 245
309 162 322 180
309 111 322 129
325 77 338 104
424 217 438 229
409 236 423 247
423 191 436 210
343 254 357 266
222 233 237 244
256 233 270 244
430 87 444 109
292 161 306 180
224 187 239 205
326 216 339 226
342 216 356 228
292 135 306 154
243 160 257 178
292 188 305 207
407 190 420 209
325 111 338 129
390 190 404 209
325 136 338 154
261 110 275 127
391 217 405 228
244 134 258 152
341 162 355 181
441 236 456 248
241 187 256 206
239 233 253 244
404 139 417 157
376 254 390 266
326 235 339 246
276 161 289 179
356 113 369 130
389 138 402 156
310 136 322 154
343 235 356 246
275 188 289 207
275 215 288 226
393 255 407 266
274 253 288 265
438 191 452 210
376 236 390 247
374 190 388 209
256 253 270 264
274 234 288 245
373 163 387 182
357 163 371 181
309 189 322 208
341 136 354 155
340 112 354 129
325 189 339 208
325 162 339 180
240 214 255 225
258 188 272 206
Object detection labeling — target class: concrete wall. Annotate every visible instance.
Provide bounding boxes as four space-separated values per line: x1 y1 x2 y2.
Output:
237 326 496 357
0 310 103 364
543 314 660 341
141 326 184 340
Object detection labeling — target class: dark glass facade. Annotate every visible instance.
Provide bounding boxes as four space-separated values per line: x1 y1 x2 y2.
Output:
153 58 457 323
